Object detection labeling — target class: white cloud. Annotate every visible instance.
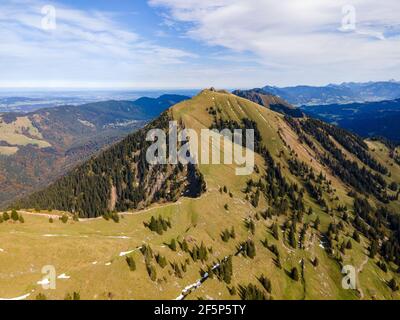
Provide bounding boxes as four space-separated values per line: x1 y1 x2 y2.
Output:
2 0 399 89
0 0 196 88
149 0 400 86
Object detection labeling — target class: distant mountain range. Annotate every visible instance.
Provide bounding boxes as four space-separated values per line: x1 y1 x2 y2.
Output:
0 90 199 113
232 88 304 118
0 94 189 207
262 81 400 106
301 99 400 143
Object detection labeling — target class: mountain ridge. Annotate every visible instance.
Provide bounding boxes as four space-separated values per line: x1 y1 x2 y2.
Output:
262 81 400 106
232 88 304 118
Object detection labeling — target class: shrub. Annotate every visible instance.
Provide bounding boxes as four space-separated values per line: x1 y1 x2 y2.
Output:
389 182 398 192
64 292 80 300
60 214 69 224
3 212 10 221
11 210 19 221
36 293 47 300
111 213 120 223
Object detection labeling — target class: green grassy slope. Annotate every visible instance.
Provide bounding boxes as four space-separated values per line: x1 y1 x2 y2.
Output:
1 89 399 300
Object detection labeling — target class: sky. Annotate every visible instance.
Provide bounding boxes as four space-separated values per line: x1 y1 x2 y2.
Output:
0 0 399 89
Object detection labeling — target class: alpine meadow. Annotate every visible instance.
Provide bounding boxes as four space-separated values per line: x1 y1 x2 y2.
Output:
0 0 400 306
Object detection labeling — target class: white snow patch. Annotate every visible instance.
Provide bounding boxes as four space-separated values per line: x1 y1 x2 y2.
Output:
105 262 111 266
107 236 130 239
119 250 135 257
58 273 70 279
92 261 98 265
37 278 50 286
0 291 33 301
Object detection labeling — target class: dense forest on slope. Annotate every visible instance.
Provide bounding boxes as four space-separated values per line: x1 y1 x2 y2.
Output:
0 95 189 208
285 117 391 202
12 112 206 217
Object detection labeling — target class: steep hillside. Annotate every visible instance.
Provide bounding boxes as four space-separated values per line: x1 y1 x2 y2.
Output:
13 111 206 217
2 89 400 300
232 88 304 117
0 95 189 207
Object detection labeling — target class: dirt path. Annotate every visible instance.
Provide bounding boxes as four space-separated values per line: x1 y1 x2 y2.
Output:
18 210 61 219
119 200 183 217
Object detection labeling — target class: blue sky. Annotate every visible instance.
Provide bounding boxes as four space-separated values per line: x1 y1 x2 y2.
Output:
0 0 399 89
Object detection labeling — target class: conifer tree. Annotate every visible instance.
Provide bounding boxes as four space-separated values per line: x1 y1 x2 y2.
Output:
353 231 360 243
170 239 177 251
314 216 320 230
272 223 279 240
289 226 297 249
230 227 236 239
259 274 272 293
369 240 378 258
388 278 398 291
291 267 299 281
156 254 167 268
126 256 136 271
182 239 189 252
247 240 256 259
